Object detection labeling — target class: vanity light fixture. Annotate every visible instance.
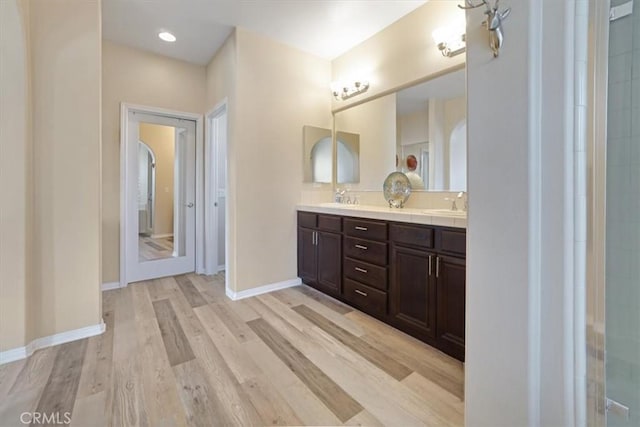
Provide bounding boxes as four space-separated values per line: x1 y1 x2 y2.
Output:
158 31 177 42
331 80 370 101
433 30 466 58
432 17 466 58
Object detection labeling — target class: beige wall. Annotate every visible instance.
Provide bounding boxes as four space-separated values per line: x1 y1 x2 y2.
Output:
398 108 429 146
139 123 175 236
331 1 465 111
231 27 332 292
0 0 31 351
205 31 238 289
102 41 206 283
334 94 397 191
29 0 102 339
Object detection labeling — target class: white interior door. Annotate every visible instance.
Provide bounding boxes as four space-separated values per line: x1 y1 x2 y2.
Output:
126 111 197 282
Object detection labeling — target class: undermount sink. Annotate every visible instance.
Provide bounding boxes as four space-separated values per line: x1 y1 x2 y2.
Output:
422 209 467 217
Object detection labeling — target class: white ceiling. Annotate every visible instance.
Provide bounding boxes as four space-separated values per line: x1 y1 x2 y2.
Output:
396 68 466 116
102 0 428 65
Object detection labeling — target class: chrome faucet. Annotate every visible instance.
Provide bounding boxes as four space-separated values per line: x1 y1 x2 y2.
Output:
445 197 459 211
335 188 345 203
457 191 468 212
444 192 466 211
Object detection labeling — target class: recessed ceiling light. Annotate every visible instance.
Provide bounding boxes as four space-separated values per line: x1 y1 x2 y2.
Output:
158 32 176 42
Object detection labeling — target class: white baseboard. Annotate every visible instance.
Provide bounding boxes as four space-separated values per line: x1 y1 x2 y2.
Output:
151 233 173 239
101 281 122 291
0 321 106 365
225 277 301 301
217 265 225 274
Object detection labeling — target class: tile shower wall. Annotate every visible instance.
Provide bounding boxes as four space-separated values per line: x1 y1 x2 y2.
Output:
606 1 640 426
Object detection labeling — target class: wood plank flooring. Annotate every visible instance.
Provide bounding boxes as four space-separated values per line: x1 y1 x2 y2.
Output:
0 273 464 426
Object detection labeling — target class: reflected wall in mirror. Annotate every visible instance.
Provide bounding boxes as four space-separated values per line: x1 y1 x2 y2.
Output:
334 94 396 189
303 125 332 183
336 131 360 183
396 68 466 191
137 122 188 262
333 67 466 192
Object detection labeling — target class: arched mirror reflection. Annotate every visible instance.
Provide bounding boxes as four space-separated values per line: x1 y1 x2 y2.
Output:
336 131 359 183
303 125 332 183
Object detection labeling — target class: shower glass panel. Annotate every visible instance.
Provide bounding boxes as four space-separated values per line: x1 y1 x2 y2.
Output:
606 1 640 425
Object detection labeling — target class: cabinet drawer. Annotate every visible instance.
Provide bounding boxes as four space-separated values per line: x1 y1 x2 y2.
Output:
389 223 434 248
344 218 387 241
298 211 317 229
343 237 387 266
318 214 342 232
344 257 387 291
439 229 466 256
343 279 387 317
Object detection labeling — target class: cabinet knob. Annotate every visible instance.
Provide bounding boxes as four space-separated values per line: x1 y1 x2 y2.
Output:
354 289 368 297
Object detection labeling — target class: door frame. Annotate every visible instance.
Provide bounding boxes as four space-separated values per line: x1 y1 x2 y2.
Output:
119 103 204 287
203 99 229 282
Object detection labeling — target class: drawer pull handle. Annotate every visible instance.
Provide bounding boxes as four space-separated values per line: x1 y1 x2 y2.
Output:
354 289 368 297
428 255 432 276
355 244 368 250
355 267 368 274
355 226 368 231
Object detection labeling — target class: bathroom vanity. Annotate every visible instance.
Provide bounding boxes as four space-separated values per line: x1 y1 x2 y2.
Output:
297 205 466 361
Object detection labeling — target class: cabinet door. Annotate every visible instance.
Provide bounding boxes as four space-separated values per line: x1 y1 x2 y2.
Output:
317 231 342 296
297 227 317 285
390 245 436 339
436 255 466 360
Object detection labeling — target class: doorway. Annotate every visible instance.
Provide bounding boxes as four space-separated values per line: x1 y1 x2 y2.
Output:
205 101 228 277
120 104 203 284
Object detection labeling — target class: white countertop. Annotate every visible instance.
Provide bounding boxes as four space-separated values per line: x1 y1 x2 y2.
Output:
297 203 467 229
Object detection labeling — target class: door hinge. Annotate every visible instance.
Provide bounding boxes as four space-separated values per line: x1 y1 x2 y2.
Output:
610 0 633 21
606 398 630 421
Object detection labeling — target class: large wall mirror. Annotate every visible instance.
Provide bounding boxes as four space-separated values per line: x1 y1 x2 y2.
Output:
303 125 361 184
333 66 466 191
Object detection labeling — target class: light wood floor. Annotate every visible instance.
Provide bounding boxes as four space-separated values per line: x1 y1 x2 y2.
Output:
0 273 464 426
138 236 174 261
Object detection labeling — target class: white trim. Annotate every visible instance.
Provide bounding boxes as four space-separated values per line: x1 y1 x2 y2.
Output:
120 103 203 287
527 1 543 425
0 347 27 364
225 278 301 301
0 322 106 365
150 233 173 239
204 99 229 291
101 281 122 291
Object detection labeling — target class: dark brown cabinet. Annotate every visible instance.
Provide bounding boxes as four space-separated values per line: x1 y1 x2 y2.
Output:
341 218 388 317
390 244 437 339
297 212 342 297
436 254 466 360
297 210 466 361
